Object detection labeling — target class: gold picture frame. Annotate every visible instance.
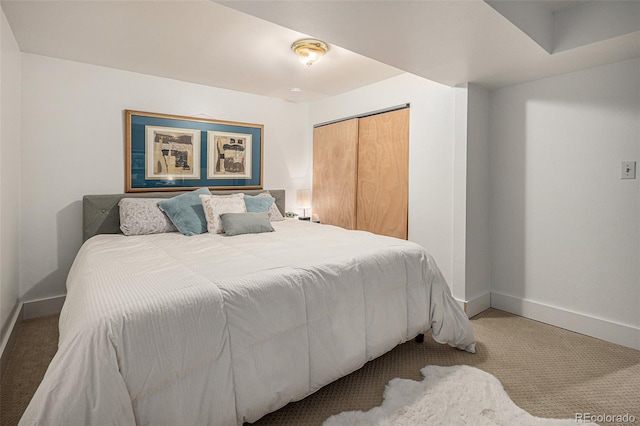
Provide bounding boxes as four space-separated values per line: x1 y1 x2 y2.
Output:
125 110 263 192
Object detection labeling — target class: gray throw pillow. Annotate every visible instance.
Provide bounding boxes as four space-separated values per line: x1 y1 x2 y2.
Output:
219 212 275 236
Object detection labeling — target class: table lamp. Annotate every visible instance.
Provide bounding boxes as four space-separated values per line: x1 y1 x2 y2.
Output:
297 189 311 221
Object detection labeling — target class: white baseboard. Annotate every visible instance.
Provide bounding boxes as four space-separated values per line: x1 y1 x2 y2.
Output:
455 293 491 318
23 295 66 320
0 302 23 378
465 292 491 318
491 291 640 351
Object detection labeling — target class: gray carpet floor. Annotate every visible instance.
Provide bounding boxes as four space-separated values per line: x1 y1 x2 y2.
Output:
1 309 638 425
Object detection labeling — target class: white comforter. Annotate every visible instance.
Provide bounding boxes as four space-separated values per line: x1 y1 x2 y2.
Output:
20 220 475 426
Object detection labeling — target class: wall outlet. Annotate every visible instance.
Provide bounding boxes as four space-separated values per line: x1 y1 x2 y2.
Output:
621 161 636 179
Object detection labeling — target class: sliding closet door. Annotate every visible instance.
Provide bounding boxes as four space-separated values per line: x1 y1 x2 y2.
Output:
312 118 359 229
357 108 409 239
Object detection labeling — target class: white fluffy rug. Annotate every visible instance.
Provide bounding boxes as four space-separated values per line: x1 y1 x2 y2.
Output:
324 365 598 426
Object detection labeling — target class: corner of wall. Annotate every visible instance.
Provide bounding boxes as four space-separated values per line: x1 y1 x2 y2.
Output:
451 85 469 301
0 302 22 378
452 83 492 303
0 6 23 345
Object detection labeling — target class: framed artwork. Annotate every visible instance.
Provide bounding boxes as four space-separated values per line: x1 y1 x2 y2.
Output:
125 110 263 192
207 131 252 179
145 126 200 180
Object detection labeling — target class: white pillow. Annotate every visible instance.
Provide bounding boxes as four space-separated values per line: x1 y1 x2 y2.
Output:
256 191 285 221
200 193 247 233
119 198 177 236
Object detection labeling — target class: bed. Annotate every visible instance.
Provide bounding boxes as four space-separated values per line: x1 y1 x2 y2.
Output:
20 189 475 426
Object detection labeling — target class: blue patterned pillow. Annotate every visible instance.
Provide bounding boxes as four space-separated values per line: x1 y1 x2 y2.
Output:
157 187 211 236
244 195 275 213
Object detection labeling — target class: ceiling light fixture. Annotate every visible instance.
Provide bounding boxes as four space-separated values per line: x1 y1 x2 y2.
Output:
291 38 329 67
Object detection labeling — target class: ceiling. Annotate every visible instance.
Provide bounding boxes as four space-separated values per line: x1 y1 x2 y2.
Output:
223 0 640 89
2 0 639 103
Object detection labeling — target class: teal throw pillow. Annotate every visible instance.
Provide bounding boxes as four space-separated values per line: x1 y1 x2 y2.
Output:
157 187 211 236
244 195 275 213
219 212 275 236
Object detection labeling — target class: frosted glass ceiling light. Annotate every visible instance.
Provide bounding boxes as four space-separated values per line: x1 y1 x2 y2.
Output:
291 39 329 67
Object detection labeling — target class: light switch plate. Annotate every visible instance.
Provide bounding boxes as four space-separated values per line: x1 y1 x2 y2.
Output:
621 161 636 179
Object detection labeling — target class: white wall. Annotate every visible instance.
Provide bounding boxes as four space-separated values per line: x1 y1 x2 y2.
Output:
490 59 640 349
20 54 310 301
452 83 491 315
452 85 468 301
308 73 459 296
0 9 21 345
15 50 639 352
465 84 491 309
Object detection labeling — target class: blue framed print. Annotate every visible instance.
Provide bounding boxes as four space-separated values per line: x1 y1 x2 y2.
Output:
125 110 263 192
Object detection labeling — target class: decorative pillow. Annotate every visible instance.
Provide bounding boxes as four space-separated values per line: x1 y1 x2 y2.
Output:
157 187 211 236
256 191 285 221
119 198 177 236
200 193 247 234
244 194 275 213
219 212 275 236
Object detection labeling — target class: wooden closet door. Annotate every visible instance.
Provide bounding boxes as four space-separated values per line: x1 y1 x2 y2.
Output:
312 118 359 229
357 108 409 239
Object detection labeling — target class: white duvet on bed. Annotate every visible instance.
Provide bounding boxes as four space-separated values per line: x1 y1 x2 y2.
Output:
20 220 475 426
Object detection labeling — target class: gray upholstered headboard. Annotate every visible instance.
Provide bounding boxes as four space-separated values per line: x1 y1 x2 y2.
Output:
83 189 285 242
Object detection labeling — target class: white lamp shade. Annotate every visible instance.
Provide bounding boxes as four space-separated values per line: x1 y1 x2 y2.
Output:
297 189 311 209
